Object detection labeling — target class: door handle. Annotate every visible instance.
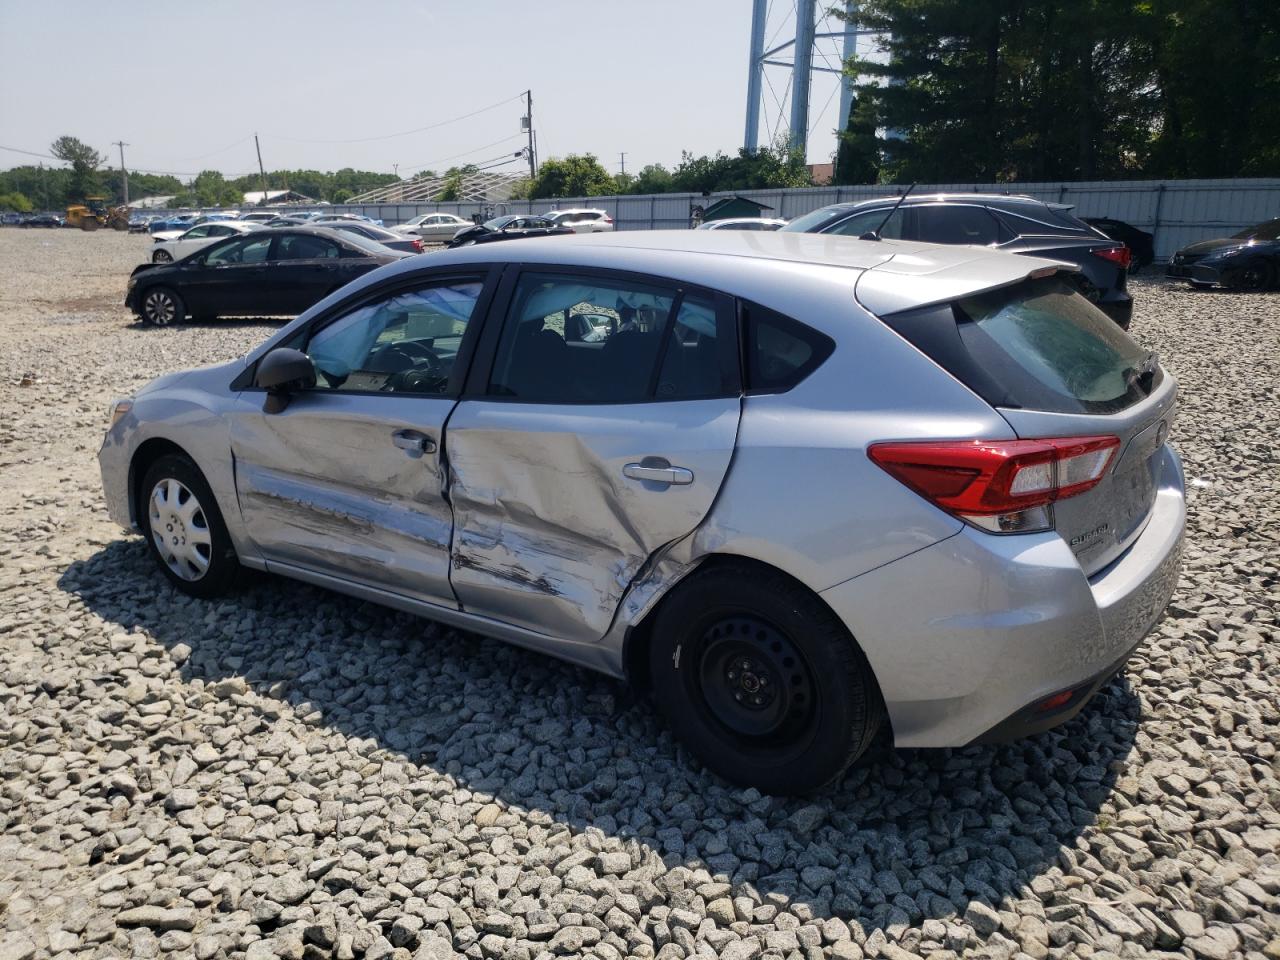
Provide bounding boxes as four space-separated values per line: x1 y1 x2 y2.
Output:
623 460 694 485
392 429 436 454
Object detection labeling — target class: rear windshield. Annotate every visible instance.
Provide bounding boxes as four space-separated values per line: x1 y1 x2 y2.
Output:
781 205 857 232
882 277 1158 414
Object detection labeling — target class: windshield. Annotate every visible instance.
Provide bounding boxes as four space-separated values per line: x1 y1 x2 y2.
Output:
781 205 859 233
1232 218 1280 241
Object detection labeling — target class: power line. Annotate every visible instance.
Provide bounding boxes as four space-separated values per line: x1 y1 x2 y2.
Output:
400 133 526 173
177 135 255 163
266 93 525 145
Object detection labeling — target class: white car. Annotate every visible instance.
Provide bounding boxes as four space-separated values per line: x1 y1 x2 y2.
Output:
392 213 473 243
150 221 263 263
543 208 615 233
697 217 789 231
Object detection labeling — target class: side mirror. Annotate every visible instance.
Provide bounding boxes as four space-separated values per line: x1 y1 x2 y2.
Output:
255 348 315 413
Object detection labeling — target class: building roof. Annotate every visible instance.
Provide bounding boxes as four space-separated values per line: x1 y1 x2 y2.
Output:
242 189 316 205
702 195 775 218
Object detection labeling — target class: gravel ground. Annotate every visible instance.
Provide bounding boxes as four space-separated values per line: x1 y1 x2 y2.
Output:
0 229 1277 960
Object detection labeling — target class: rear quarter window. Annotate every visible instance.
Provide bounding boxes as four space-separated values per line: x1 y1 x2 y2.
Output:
742 303 834 393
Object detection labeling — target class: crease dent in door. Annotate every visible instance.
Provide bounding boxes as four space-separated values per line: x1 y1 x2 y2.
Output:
241 462 452 578
447 431 660 620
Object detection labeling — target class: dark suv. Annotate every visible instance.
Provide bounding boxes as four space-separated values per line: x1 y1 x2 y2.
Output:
783 194 1135 327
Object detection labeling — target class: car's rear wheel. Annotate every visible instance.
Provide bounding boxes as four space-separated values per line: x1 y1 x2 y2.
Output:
648 563 883 794
141 287 185 326
139 454 238 598
152 249 173 263
1227 259 1274 291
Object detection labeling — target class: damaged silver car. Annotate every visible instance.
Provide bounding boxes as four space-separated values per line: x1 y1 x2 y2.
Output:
100 231 1185 794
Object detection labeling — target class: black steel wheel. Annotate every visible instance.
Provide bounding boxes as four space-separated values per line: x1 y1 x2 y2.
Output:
649 562 883 794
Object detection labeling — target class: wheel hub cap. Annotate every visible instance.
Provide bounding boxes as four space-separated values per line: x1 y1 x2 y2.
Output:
149 478 211 581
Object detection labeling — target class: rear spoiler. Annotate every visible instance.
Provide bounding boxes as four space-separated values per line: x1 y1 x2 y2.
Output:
855 253 1080 317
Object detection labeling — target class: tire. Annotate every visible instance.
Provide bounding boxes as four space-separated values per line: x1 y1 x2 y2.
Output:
1226 259 1274 292
152 249 173 263
648 562 883 795
139 454 238 598
140 287 185 326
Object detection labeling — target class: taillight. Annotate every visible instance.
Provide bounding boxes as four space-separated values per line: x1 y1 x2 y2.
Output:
412 239 424 252
1094 245 1132 269
604 215 614 223
868 436 1119 534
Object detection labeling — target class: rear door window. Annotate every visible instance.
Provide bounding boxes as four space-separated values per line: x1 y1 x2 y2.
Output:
911 205 1000 245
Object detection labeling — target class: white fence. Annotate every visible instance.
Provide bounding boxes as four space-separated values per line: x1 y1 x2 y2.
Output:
150 178 1280 262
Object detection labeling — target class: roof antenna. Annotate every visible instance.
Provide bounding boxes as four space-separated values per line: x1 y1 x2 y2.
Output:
860 182 917 241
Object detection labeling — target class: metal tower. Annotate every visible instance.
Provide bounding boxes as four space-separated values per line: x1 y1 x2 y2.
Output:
744 0 871 158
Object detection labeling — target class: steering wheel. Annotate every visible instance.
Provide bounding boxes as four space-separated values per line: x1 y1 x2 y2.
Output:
369 340 445 392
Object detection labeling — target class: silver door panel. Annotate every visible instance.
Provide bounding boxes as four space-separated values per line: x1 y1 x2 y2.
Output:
446 398 741 643
229 392 456 605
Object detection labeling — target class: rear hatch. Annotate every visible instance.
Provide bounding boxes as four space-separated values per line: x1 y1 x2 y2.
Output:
876 274 1174 576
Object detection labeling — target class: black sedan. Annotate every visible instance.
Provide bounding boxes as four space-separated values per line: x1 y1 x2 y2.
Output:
22 213 63 228
446 214 572 248
321 220 424 254
1084 217 1154 272
125 227 407 326
1167 218 1280 291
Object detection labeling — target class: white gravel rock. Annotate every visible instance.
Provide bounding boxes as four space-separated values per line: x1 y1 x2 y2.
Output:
0 232 1277 959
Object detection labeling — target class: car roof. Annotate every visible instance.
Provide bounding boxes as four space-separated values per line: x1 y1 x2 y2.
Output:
372 229 1071 311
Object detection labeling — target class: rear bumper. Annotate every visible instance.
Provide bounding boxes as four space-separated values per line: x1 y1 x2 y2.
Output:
821 443 1185 748
1096 292 1133 328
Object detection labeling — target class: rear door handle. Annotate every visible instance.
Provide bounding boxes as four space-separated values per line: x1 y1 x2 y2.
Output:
623 461 693 485
392 429 436 454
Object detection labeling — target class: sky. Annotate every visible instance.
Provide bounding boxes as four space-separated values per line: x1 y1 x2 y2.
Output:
0 0 862 182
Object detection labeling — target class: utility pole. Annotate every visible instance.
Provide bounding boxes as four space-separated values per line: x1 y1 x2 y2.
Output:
113 141 130 206
525 89 536 181
254 133 268 205
619 153 627 175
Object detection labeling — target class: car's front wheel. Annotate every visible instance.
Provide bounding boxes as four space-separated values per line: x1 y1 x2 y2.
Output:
648 562 883 794
139 454 238 598
152 249 173 263
140 287 185 326
1226 259 1275 291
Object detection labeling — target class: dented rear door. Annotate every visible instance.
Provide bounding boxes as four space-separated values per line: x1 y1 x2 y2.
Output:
445 267 741 644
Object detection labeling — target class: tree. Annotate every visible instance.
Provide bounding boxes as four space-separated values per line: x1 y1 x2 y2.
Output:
191 170 242 207
49 135 104 201
833 88 881 185
0 191 33 212
628 164 674 194
528 154 615 199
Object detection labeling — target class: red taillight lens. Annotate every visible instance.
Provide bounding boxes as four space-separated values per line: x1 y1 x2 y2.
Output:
869 436 1119 531
604 215 614 223
412 239 424 252
1094 245 1132 269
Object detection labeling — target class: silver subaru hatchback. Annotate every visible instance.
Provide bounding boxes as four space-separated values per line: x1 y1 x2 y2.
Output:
99 231 1185 794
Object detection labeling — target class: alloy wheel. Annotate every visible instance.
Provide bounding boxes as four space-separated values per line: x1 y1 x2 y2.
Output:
143 291 176 325
152 250 173 263
148 478 212 581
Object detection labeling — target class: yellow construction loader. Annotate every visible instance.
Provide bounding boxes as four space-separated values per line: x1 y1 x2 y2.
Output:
65 197 130 231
